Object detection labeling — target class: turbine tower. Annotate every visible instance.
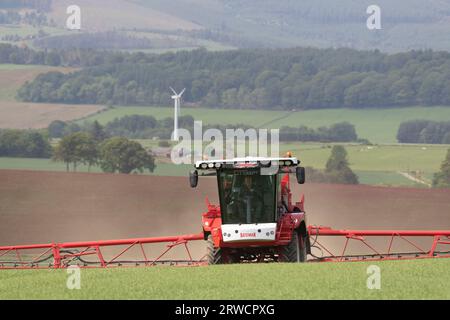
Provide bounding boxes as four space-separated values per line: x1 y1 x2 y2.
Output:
170 87 186 141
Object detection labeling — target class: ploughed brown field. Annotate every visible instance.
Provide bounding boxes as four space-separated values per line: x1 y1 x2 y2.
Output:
0 102 104 129
0 170 449 259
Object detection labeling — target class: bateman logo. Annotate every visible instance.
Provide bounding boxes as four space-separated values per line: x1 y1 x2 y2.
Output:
240 232 256 238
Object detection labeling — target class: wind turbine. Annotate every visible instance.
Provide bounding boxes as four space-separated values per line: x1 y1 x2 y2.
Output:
170 87 186 141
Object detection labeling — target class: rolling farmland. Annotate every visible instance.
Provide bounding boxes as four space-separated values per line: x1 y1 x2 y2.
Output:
84 106 450 144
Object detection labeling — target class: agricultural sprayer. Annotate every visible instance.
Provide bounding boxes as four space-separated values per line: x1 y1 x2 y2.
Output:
0 156 449 269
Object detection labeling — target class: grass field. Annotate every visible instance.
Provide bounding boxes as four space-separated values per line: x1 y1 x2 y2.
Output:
84 106 450 144
0 259 448 299
285 143 448 173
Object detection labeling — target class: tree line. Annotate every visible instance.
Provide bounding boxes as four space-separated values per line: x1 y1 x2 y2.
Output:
8 45 450 109
0 129 51 158
280 122 359 143
397 120 450 144
0 125 155 174
53 131 155 174
48 115 359 143
0 43 141 67
33 31 193 50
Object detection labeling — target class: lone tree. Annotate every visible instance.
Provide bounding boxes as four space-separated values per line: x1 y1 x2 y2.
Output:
53 132 98 172
433 149 450 188
325 145 359 184
99 137 155 174
48 120 67 138
88 120 108 142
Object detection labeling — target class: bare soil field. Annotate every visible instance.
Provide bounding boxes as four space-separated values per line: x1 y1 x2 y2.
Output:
0 170 449 258
0 102 105 129
50 0 202 31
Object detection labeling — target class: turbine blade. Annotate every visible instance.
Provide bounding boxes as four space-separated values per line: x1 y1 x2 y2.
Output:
180 88 186 96
170 87 177 95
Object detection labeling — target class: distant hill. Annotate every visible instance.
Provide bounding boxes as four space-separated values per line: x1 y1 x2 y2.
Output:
0 0 51 11
3 0 450 52
137 0 450 52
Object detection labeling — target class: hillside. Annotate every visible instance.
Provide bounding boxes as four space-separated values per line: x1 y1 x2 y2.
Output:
84 106 450 144
3 0 450 52
138 0 450 52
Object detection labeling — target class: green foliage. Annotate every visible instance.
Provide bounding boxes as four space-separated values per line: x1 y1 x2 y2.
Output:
433 149 450 188
48 120 108 141
158 140 170 147
0 129 51 158
87 121 108 142
14 47 450 110
280 122 357 142
48 120 67 139
105 115 160 138
325 146 359 184
397 120 450 144
52 132 98 172
103 114 356 142
99 137 155 174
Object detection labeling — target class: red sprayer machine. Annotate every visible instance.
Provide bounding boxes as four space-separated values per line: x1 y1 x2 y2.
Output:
0 156 449 269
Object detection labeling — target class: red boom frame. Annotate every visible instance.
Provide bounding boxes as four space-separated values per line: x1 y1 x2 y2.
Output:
1 227 448 269
308 226 450 262
0 233 205 269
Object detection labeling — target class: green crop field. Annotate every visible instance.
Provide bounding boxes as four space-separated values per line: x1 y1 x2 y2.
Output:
0 259 448 299
284 143 448 173
83 106 450 144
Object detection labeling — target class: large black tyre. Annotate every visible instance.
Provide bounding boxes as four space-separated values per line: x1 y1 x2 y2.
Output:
206 234 224 265
281 232 307 263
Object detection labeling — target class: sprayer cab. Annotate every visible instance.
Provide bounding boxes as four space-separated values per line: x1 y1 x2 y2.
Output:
189 157 309 264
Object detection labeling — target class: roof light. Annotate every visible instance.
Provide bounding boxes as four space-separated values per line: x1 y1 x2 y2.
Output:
215 162 222 168
260 160 271 167
201 163 208 169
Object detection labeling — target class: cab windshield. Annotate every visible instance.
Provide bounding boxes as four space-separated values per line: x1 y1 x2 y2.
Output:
218 169 276 224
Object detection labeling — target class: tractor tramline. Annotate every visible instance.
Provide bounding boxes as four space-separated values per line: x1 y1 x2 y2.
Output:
0 156 449 269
